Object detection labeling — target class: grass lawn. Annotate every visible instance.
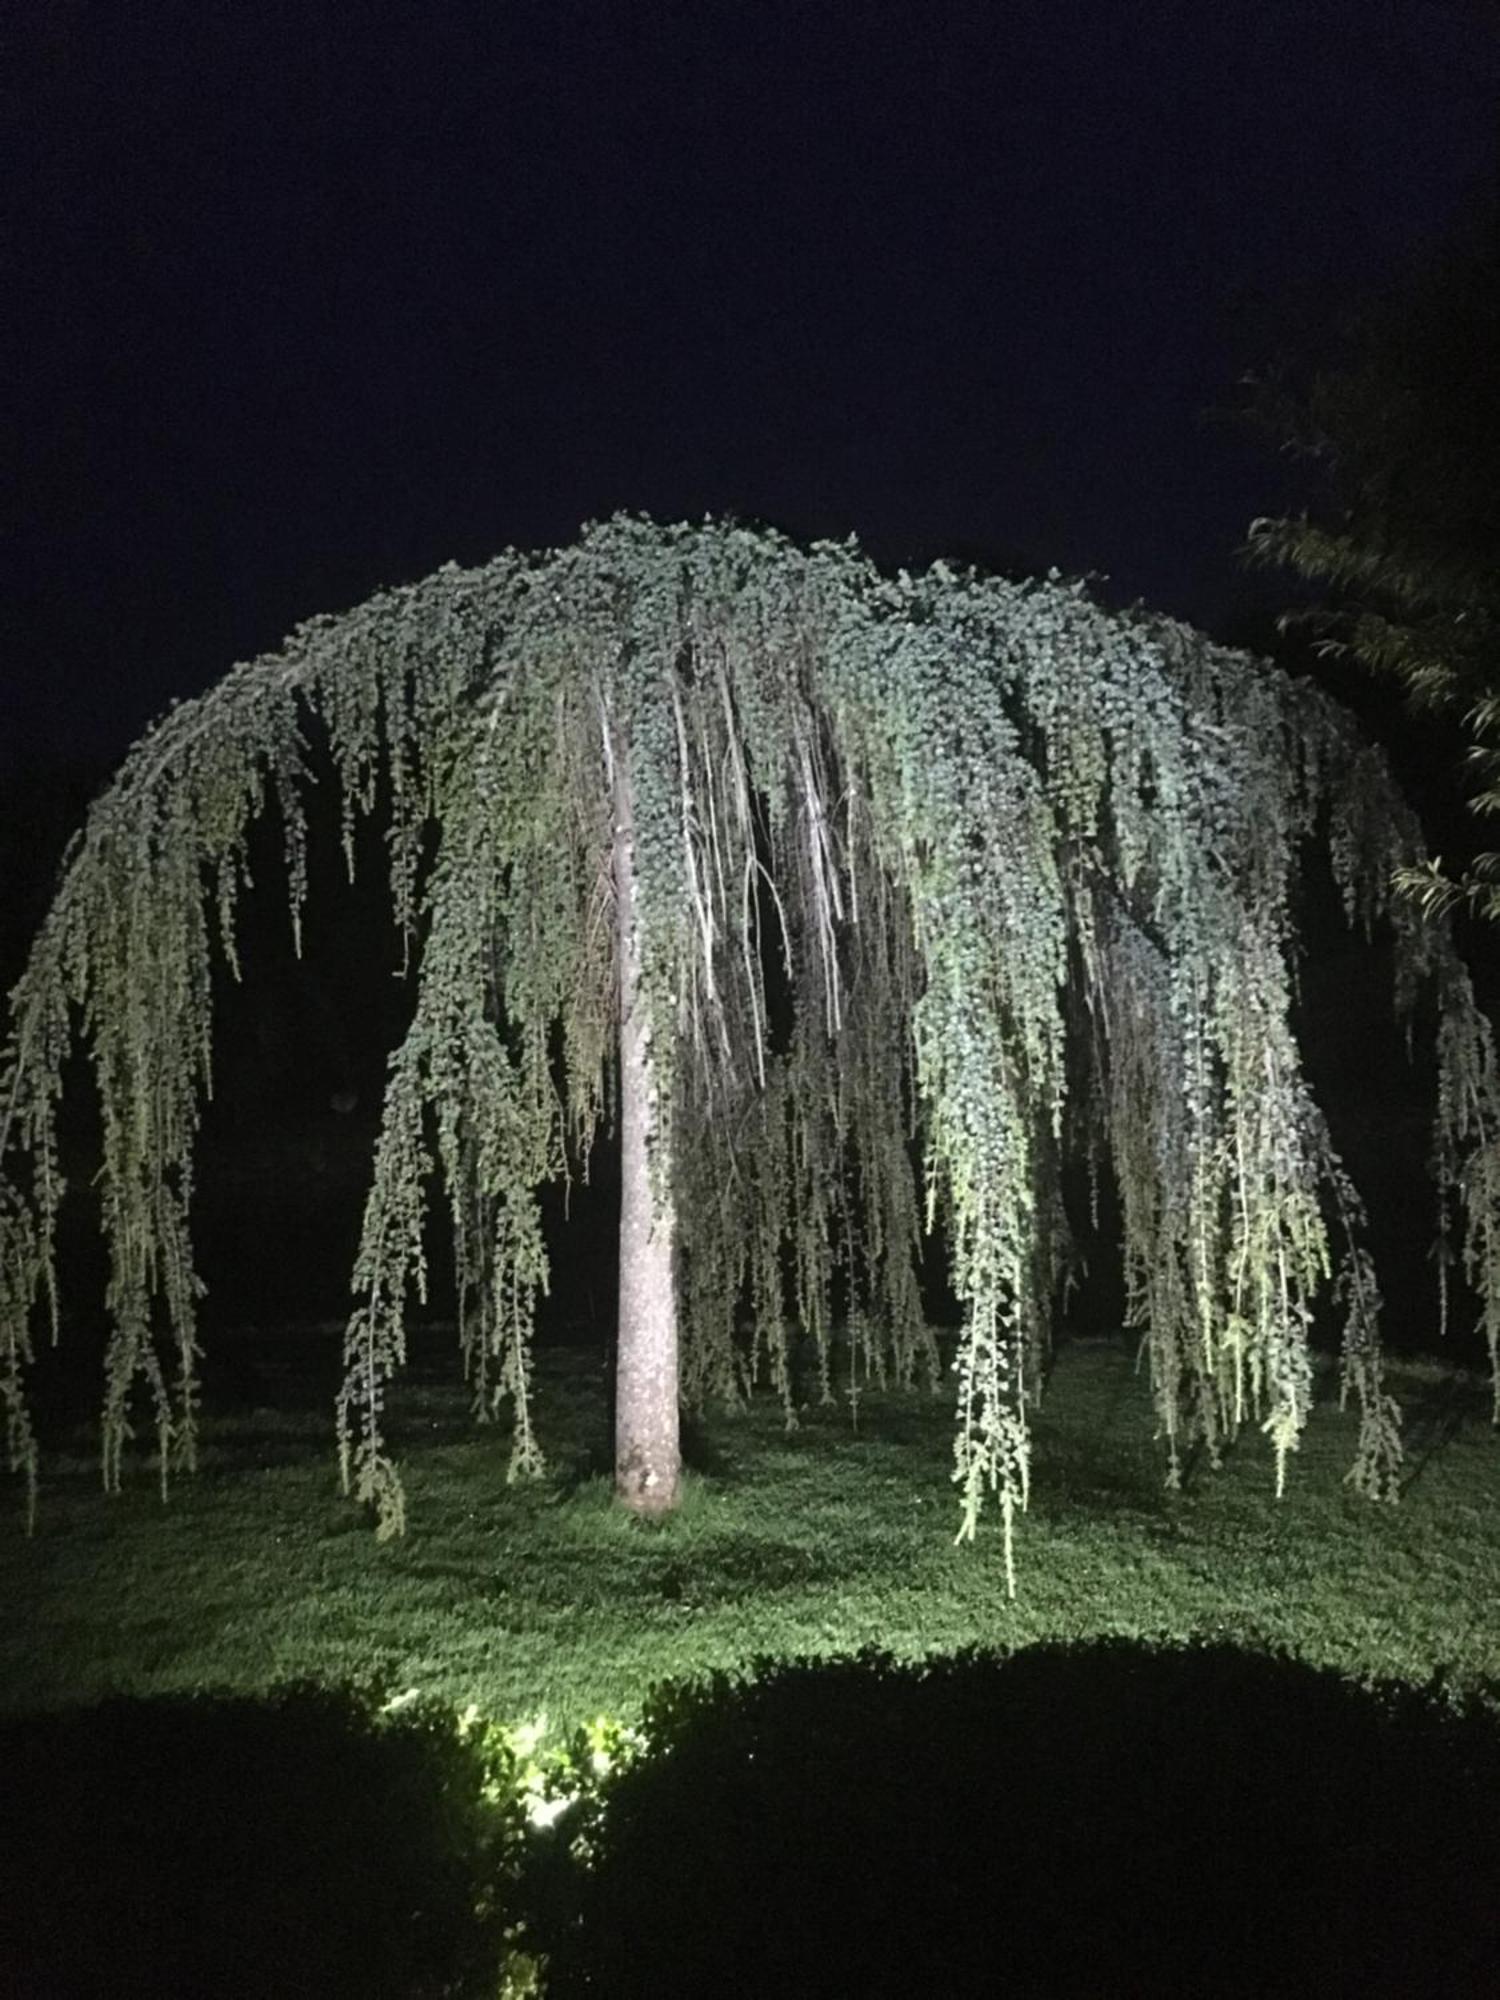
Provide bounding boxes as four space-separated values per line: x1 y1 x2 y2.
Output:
4 1320 1497 1738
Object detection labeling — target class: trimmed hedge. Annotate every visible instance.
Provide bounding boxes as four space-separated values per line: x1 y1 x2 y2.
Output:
544 1639 1500 1996
0 1683 522 1998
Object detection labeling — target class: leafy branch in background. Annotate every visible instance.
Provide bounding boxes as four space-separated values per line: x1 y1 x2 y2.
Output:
1238 204 1500 920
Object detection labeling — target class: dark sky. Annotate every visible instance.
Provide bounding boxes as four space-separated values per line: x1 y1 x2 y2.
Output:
4 0 1498 778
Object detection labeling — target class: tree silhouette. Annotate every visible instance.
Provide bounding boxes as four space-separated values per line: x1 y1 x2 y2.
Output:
1238 204 1500 920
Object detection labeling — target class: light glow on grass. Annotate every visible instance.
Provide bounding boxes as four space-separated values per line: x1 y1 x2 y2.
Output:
506 1711 645 1829
426 1698 648 1832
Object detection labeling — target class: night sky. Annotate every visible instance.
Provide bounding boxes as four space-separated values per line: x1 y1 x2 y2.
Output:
5 0 1498 783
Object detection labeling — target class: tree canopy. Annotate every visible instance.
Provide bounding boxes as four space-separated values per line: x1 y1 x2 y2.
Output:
1239 206 1500 919
3 514 1498 1589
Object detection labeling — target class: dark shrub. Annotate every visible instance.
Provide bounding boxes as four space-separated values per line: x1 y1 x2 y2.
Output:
0 1683 520 1998
545 1640 1500 1997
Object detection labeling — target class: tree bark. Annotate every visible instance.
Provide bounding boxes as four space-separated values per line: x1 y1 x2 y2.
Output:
612 758 682 1514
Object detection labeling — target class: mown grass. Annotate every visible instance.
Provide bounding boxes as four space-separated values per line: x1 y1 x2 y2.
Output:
3 1321 1498 1738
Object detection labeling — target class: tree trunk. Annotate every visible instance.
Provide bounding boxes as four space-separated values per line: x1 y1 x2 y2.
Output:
612 758 682 1515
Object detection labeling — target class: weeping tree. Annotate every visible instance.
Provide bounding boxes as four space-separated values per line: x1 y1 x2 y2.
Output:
4 514 1500 1593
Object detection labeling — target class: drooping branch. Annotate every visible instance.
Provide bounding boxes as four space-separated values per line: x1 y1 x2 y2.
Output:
3 514 1499 1591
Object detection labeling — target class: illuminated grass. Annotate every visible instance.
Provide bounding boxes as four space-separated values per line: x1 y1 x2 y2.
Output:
3 1325 1498 1738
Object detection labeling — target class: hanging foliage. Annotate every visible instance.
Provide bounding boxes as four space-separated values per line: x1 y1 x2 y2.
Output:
2 515 1496 1589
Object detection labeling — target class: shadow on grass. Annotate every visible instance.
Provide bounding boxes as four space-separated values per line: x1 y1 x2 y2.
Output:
547 1403 739 1496
0 1684 517 2000
542 1639 1500 1998
1395 1369 1493 1495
